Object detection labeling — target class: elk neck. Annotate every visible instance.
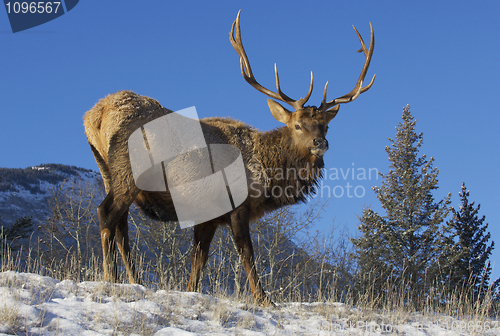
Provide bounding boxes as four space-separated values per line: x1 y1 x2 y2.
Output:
252 126 325 205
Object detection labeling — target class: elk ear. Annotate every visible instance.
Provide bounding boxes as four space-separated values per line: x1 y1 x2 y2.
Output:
325 105 340 124
267 99 292 124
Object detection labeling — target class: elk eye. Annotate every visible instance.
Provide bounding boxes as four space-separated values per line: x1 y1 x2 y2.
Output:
295 124 301 130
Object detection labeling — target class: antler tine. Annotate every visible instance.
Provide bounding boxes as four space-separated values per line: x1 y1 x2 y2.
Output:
322 81 329 106
319 22 376 112
298 70 314 107
274 64 314 109
230 11 312 110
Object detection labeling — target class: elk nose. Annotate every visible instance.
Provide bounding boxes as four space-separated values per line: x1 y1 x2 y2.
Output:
313 138 329 150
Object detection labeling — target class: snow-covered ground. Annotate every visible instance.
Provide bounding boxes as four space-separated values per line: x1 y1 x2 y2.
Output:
0 271 498 335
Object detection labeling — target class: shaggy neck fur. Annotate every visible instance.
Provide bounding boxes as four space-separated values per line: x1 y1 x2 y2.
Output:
254 127 325 206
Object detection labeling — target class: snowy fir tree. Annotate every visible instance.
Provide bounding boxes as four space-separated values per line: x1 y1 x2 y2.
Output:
441 183 499 300
351 105 450 307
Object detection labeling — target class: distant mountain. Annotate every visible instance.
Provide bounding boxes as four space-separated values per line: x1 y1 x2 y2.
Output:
0 164 103 227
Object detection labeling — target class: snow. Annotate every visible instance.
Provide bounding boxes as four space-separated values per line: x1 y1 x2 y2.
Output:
1 271 498 335
31 166 50 170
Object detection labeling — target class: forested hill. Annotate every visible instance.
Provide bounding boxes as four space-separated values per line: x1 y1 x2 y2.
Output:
0 164 102 226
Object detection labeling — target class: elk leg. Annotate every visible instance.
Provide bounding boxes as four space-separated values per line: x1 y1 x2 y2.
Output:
187 221 218 292
97 188 139 283
97 192 118 282
229 208 274 306
115 209 138 284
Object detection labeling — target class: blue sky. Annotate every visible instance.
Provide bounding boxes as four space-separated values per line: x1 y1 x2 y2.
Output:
1 1 499 278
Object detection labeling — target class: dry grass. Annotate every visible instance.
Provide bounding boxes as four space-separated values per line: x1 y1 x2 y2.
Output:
0 246 498 336
2 226 499 335
1 183 499 334
0 301 22 334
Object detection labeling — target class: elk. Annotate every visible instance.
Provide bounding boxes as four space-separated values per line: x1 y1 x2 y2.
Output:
83 11 374 306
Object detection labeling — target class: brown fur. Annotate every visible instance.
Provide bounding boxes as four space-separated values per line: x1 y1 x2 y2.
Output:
83 90 334 305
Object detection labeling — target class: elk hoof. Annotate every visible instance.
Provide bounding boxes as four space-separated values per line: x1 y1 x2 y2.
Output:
257 295 276 308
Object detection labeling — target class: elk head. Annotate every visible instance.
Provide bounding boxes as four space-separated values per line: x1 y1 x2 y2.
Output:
230 11 375 160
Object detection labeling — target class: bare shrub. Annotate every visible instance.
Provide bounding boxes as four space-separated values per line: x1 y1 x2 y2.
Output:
37 178 102 282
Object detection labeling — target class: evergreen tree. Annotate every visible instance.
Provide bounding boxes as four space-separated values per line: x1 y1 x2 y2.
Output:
0 216 33 247
442 183 499 299
0 175 35 254
352 105 450 307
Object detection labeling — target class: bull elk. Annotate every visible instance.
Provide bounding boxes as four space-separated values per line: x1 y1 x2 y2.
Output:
83 11 375 306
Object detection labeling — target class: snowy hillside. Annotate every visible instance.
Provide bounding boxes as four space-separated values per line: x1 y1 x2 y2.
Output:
2 165 496 335
0 164 102 226
1 271 496 336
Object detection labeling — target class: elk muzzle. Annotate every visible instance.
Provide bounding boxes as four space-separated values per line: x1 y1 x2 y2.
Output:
309 138 329 157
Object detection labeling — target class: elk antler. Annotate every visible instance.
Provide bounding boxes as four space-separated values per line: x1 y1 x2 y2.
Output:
318 23 376 112
230 11 313 111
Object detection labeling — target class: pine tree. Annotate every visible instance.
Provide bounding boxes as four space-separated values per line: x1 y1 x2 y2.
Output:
442 183 499 300
352 105 451 307
0 216 33 248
